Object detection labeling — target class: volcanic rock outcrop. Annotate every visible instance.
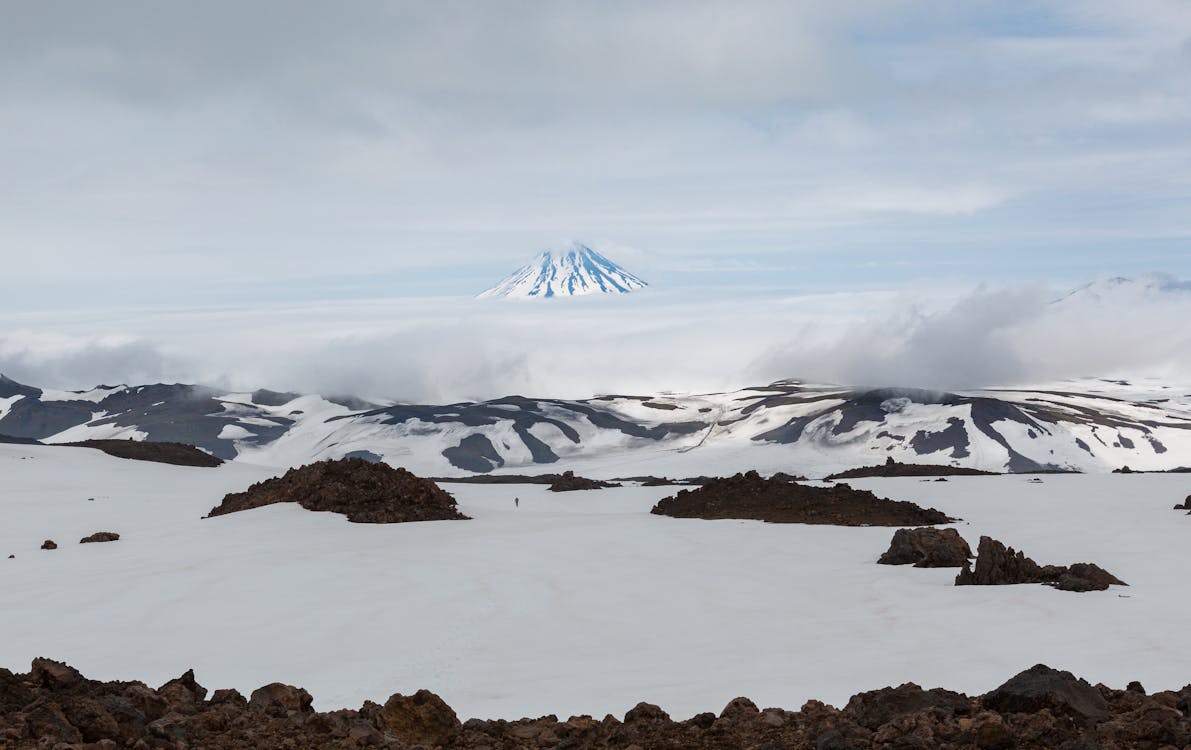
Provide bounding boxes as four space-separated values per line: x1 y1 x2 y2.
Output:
955 536 1126 591
79 532 119 544
62 439 223 467
826 457 998 480
206 458 469 523
547 471 620 492
2 658 1190 749
650 470 953 526
878 527 973 567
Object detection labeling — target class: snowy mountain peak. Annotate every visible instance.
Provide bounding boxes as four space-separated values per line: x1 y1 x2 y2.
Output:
478 242 648 299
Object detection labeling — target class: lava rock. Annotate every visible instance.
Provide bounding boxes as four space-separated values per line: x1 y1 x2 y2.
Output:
955 536 1043 585
878 527 973 567
547 470 621 492
207 457 469 523
652 471 953 526
371 688 461 744
80 531 120 544
40 539 57 550
983 664 1110 724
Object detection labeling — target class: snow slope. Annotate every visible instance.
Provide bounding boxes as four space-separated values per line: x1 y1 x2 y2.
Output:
477 242 648 298
2 443 1189 719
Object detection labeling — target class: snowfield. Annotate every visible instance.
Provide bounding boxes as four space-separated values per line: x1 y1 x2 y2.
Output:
2 443 1189 720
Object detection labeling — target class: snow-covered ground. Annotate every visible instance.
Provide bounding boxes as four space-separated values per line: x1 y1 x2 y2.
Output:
2 443 1189 719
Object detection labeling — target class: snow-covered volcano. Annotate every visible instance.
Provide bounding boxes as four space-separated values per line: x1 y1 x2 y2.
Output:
478 242 648 298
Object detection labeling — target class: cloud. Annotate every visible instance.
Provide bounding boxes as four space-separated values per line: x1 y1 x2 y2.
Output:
6 277 1191 401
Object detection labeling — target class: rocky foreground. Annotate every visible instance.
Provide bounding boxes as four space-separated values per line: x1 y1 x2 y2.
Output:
2 659 1190 749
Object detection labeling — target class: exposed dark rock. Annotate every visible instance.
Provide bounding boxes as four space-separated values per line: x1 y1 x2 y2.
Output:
1174 495 1191 510
207 458 469 523
0 658 1189 749
652 471 953 526
79 532 120 544
40 540 57 550
547 470 620 492
983 664 1110 724
955 536 1126 591
370 689 460 745
60 439 223 467
826 457 997 480
877 527 973 567
842 682 971 730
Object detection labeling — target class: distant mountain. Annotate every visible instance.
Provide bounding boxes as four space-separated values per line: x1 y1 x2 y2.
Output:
3 374 1189 477
478 242 648 298
1057 273 1191 304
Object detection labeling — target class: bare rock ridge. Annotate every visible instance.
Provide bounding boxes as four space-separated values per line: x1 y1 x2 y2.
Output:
547 471 620 492
206 458 469 524
955 536 1126 592
2 658 1189 749
878 527 973 567
61 439 223 467
826 457 999 480
650 470 953 526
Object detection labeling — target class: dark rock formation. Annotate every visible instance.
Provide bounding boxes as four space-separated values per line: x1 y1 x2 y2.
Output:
40 540 57 550
1175 494 1191 510
207 458 469 524
79 532 119 544
877 527 973 567
2 659 1190 749
826 457 998 480
652 471 953 526
547 470 620 492
955 536 1126 591
60 439 223 467
983 664 1110 724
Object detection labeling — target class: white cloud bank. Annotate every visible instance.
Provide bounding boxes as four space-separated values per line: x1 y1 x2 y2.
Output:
4 277 1191 401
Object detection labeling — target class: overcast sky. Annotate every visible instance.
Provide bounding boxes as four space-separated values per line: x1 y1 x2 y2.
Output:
3 2 1191 396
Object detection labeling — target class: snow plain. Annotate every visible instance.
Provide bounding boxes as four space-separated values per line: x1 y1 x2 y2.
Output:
2 443 1190 720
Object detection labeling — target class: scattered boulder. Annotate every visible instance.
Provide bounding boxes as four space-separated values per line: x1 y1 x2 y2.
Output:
80 531 120 544
982 664 1110 724
248 683 313 717
370 689 460 744
547 470 621 492
955 536 1126 591
1174 495 1191 510
207 458 469 523
955 536 1043 585
877 527 973 567
652 471 953 526
41 539 57 550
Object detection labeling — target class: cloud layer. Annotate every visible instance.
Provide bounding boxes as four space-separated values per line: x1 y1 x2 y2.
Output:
5 277 1191 401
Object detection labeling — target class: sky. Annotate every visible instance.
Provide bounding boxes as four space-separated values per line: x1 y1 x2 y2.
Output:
2 1 1191 398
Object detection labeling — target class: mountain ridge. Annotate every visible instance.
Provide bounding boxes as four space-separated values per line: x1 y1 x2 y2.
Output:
2 373 1188 477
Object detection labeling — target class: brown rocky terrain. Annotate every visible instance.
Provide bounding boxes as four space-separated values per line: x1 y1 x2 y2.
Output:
878 527 973 567
651 471 953 526
2 658 1189 749
956 536 1127 592
826 457 998 480
60 440 223 468
207 458 469 524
